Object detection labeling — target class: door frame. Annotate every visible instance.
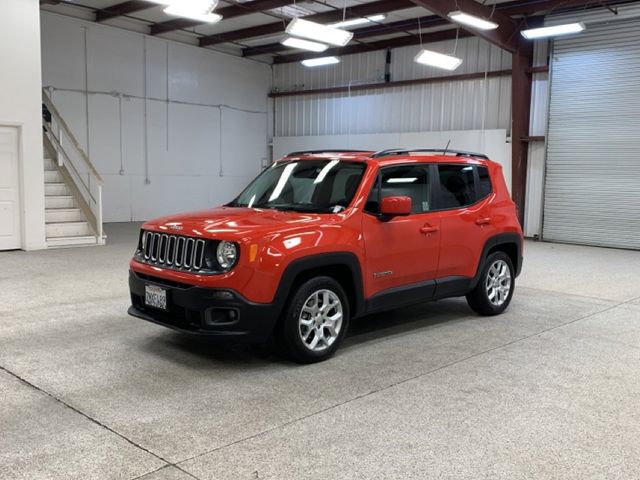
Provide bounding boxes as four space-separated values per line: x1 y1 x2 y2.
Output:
0 121 24 250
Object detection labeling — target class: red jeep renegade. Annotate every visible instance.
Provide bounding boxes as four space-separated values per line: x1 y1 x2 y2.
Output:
129 148 523 363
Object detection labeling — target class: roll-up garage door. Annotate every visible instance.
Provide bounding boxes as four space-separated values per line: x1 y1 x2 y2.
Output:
543 19 640 249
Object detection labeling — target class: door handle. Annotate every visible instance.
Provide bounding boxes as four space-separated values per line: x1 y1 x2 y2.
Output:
475 217 492 226
420 225 439 235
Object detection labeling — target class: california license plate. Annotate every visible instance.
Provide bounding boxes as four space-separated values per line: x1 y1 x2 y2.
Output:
145 285 167 310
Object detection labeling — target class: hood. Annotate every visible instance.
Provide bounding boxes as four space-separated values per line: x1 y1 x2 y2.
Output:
142 206 334 242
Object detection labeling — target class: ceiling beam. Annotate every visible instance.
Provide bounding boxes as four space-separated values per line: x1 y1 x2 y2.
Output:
273 28 474 64
499 0 622 16
199 0 415 47
150 0 295 36
95 1 154 22
410 0 520 53
270 68 511 97
247 0 604 58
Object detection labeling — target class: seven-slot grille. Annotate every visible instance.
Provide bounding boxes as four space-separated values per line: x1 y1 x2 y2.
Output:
138 230 208 273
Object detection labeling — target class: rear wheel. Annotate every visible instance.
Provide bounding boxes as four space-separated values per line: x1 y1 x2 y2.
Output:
276 276 349 363
466 252 514 316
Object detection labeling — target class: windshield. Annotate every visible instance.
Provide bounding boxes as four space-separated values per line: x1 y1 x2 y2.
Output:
229 160 367 213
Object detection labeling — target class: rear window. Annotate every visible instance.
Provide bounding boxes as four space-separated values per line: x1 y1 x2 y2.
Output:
436 165 476 209
477 166 492 199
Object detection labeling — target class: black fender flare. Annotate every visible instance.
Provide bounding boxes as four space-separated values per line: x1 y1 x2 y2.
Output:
470 233 523 289
271 252 365 319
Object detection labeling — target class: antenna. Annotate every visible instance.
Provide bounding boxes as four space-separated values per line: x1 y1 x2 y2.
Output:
442 139 452 155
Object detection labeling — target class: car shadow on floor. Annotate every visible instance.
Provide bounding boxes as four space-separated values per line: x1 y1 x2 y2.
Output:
138 297 477 366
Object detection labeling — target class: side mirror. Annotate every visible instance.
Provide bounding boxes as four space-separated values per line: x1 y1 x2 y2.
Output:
380 196 412 217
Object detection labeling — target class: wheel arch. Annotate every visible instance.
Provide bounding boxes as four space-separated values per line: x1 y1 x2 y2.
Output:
471 233 522 289
273 252 365 320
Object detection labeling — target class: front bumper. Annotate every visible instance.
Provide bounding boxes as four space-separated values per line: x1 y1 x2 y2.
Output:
128 270 279 342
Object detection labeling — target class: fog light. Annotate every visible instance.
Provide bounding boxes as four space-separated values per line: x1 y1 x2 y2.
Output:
213 291 234 300
205 308 239 326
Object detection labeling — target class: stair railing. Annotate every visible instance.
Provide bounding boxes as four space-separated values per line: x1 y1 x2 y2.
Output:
42 88 104 241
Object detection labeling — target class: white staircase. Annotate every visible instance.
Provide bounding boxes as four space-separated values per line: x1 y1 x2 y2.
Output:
43 157 98 247
42 89 105 248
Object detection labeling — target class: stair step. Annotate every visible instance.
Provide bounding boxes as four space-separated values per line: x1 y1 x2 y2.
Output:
47 235 98 248
45 183 69 196
46 221 92 238
44 158 57 171
45 195 75 209
44 170 63 183
45 208 84 223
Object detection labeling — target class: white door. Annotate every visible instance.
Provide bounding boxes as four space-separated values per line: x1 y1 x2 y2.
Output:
0 126 21 250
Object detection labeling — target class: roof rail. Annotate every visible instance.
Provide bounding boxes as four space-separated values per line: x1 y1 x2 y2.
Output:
371 148 489 160
285 149 372 157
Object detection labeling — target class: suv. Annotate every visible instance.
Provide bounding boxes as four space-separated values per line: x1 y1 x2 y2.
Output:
129 149 523 363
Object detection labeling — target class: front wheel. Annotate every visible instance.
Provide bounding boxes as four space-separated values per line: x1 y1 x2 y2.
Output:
276 276 349 363
466 252 515 316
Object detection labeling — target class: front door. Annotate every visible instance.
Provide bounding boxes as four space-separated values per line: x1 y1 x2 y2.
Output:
0 126 21 250
362 164 440 299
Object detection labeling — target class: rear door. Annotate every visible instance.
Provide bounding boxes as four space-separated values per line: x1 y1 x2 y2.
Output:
362 164 441 298
434 164 496 279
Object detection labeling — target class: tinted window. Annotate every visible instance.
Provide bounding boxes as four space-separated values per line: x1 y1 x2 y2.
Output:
437 165 476 209
477 166 492 198
365 165 431 214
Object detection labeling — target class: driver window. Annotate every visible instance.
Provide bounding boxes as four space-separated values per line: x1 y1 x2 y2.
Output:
365 165 431 215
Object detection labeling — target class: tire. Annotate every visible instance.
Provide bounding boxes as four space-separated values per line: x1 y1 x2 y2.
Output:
276 276 350 364
466 252 515 316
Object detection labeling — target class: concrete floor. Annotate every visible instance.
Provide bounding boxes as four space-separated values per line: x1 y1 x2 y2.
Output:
1 223 640 480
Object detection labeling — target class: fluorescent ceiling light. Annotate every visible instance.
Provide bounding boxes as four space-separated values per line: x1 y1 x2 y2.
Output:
164 4 222 23
331 14 386 29
521 22 586 39
281 37 329 52
286 18 353 47
162 0 221 23
301 56 340 67
448 10 498 30
414 49 462 71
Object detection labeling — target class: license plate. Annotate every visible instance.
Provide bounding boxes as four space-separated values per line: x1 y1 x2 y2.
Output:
145 285 167 310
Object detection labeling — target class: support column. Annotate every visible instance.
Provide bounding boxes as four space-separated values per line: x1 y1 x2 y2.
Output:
511 36 534 226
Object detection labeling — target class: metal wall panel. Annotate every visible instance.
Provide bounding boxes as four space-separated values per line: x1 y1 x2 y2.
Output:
543 19 640 249
273 37 512 137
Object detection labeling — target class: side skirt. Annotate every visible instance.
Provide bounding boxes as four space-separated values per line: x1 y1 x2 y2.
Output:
364 276 472 315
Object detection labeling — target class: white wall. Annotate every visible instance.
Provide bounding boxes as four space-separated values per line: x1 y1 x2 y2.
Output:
0 0 46 250
41 12 272 223
273 129 511 191
273 37 512 137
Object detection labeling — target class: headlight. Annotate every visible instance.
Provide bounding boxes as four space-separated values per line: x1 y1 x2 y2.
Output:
216 241 238 270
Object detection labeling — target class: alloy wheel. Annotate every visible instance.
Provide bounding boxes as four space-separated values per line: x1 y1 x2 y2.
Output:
485 259 512 306
298 289 343 352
